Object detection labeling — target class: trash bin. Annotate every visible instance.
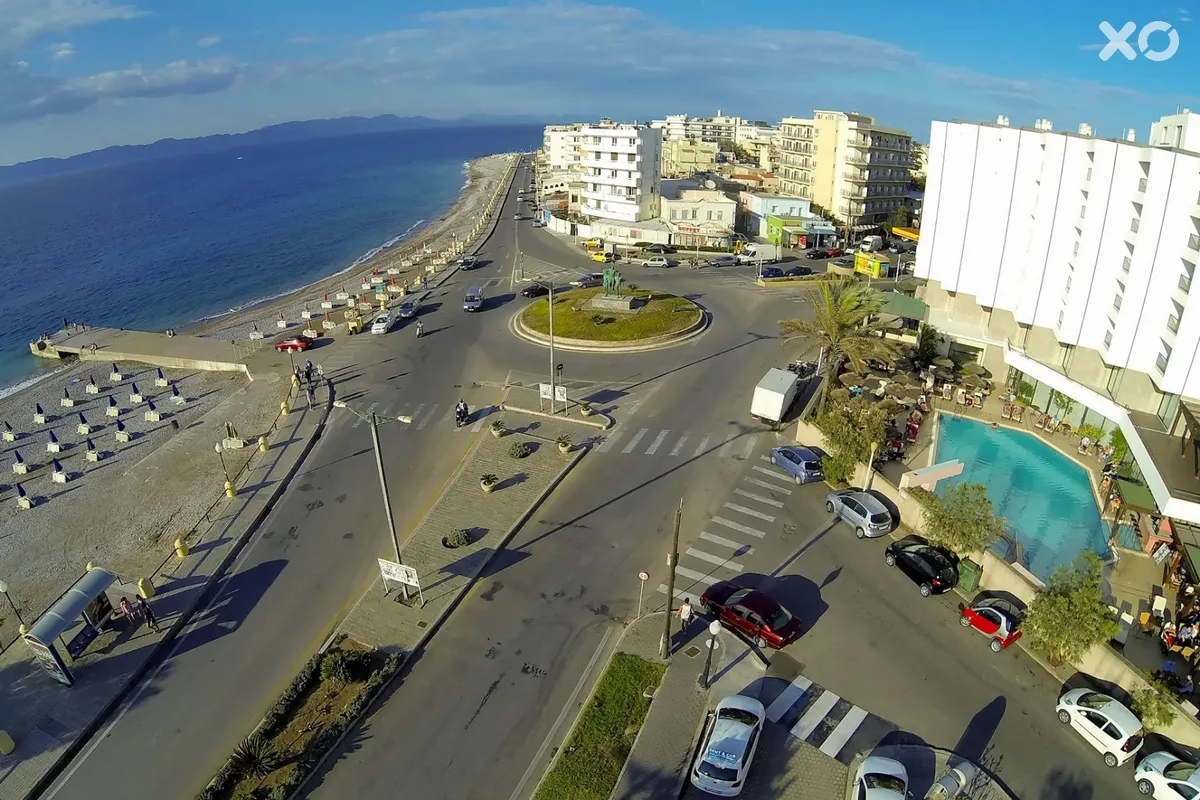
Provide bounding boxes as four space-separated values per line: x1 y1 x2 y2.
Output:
958 558 982 593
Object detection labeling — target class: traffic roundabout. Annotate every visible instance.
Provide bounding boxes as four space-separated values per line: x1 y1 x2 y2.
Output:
509 286 709 352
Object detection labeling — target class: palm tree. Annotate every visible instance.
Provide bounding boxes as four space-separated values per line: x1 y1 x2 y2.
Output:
779 277 901 410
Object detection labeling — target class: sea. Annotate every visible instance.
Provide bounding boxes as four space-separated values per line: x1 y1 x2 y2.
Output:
0 124 542 396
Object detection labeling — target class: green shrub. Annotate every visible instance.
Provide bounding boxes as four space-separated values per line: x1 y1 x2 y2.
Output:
555 434 571 446
446 528 472 548
481 473 499 487
260 654 321 736
490 419 505 434
509 442 531 459
1131 680 1178 731
229 734 280 779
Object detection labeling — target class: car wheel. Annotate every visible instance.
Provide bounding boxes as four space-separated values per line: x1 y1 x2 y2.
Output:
1057 709 1071 724
754 635 767 649
919 583 932 597
990 638 1004 653
855 527 866 539
1103 752 1119 768
1137 778 1155 795
884 552 896 567
825 501 835 513
959 615 972 627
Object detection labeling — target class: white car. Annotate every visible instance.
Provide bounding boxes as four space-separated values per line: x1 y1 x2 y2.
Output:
852 755 909 800
1055 688 1144 767
457 255 478 269
641 256 670 268
690 695 765 797
1135 752 1200 797
370 311 394 335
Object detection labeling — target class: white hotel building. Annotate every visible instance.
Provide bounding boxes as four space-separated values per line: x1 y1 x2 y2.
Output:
576 123 662 223
916 113 1200 524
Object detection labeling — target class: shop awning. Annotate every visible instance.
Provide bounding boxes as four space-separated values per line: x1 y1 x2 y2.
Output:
880 292 927 321
892 227 921 242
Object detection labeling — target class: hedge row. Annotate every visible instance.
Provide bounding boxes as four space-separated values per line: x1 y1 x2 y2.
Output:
757 273 837 284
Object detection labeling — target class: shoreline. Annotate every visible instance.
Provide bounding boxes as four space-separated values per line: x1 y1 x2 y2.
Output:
186 152 516 342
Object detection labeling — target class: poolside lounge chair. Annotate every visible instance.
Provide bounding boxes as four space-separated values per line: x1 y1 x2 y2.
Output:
1035 414 1047 429
1001 403 1013 419
1011 406 1023 423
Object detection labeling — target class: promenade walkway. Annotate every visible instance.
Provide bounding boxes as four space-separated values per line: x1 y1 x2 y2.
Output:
30 328 250 375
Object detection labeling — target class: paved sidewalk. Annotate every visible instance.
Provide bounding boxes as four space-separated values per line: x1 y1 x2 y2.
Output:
335 408 585 654
0 378 331 800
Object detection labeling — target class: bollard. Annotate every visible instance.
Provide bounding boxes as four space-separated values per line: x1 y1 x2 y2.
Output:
137 577 156 598
0 730 14 756
258 435 269 453
174 538 189 558
86 562 94 571
225 480 236 498
280 400 289 417
17 624 26 636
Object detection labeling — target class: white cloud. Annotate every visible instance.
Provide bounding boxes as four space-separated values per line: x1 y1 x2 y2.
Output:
196 35 221 48
286 35 320 45
50 41 75 59
0 0 143 50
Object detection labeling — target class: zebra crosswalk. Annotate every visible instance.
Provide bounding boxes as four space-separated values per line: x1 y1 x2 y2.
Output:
346 400 499 433
594 428 763 460
658 455 798 601
758 673 897 764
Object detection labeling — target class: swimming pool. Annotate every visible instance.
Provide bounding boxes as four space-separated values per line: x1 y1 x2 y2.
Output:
934 415 1109 582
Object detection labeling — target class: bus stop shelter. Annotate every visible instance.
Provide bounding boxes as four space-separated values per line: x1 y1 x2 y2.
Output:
22 567 118 686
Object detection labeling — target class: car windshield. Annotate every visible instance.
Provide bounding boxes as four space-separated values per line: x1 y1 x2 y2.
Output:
764 606 792 630
1076 692 1110 710
1165 762 1197 780
865 775 906 791
466 295 481 302
717 708 759 726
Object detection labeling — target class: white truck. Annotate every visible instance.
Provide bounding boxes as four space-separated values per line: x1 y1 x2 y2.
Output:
751 368 801 425
736 243 783 265
859 235 884 252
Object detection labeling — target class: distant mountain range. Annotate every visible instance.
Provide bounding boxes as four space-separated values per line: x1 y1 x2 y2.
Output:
0 113 575 186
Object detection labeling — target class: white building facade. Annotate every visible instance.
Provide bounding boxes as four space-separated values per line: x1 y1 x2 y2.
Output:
577 123 662 223
661 189 736 246
542 124 585 172
917 114 1200 523
738 192 813 237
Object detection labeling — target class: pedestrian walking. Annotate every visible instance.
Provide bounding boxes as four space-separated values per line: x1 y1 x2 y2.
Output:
678 596 695 629
119 597 137 625
135 596 159 632
422 276 429 290
306 385 315 409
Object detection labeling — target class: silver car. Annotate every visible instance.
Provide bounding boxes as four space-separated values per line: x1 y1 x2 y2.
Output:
825 489 893 538
397 297 422 319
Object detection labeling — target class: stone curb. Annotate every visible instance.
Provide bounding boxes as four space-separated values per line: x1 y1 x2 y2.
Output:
288 438 587 799
28 380 334 800
500 402 611 430
508 306 710 353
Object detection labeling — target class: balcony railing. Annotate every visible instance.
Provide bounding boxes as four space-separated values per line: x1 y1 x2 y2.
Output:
1138 177 1148 193
842 172 867 183
1157 353 1170 373
1189 233 1200 250
845 156 868 166
1180 274 1193 293
1168 315 1181 334
1122 256 1131 273
842 188 865 199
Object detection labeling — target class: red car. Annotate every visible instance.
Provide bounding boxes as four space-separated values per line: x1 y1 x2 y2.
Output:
700 581 803 649
274 335 315 353
825 248 845 257
959 595 1024 652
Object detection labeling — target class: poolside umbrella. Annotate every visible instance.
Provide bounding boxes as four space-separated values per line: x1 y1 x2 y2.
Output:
933 357 955 368
961 363 992 378
893 357 915 372
867 371 893 383
877 398 903 415
888 384 922 400
838 373 863 386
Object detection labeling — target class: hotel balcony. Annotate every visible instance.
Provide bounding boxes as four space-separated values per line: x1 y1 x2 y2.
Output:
843 171 868 183
578 138 640 155
582 171 644 189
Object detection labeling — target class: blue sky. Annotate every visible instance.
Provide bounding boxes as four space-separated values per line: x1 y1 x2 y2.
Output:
0 0 1196 164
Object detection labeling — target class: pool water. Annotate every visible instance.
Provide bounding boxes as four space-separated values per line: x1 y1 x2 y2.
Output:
934 415 1110 582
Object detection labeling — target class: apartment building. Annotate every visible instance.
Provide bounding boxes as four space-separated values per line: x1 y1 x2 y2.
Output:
577 123 662 223
916 112 1200 524
776 110 913 227
661 138 717 178
661 188 737 247
737 192 813 237
541 124 585 172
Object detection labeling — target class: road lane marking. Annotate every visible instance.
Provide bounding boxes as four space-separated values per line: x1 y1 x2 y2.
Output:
621 428 649 454
686 548 744 572
718 435 736 458
734 488 784 508
711 516 766 538
595 430 623 452
819 706 868 757
741 435 759 459
673 566 718 585
351 402 378 428
415 404 436 429
751 465 794 486
644 429 669 455
792 690 841 740
700 532 754 553
669 432 690 456
746 477 792 494
439 406 457 425
724 502 776 523
692 435 710 457
758 456 795 478
766 676 813 722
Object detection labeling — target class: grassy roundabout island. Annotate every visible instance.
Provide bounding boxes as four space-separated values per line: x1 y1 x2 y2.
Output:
520 287 702 342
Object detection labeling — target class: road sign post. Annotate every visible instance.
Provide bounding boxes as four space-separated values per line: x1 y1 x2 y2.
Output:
637 571 649 619
378 558 424 608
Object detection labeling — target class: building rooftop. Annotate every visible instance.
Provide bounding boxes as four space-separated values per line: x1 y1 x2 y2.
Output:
946 118 1200 159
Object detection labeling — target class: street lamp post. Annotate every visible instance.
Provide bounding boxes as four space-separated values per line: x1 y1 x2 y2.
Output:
698 620 722 689
547 279 557 416
0 580 25 628
214 443 230 483
333 400 414 599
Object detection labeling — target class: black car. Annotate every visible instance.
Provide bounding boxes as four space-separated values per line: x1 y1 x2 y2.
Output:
884 537 958 597
785 266 813 277
759 266 784 278
644 244 675 254
806 249 830 259
520 282 551 297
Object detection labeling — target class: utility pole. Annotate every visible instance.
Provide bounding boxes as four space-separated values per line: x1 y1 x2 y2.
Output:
660 497 684 659
548 279 557 416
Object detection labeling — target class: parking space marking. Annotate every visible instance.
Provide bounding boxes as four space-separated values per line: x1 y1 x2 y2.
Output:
711 517 766 538
699 532 754 553
723 502 776 523
621 428 649 454
644 429 669 455
685 548 744 572
673 566 718 585
766 676 813 723
792 691 841 740
746 477 792 494
819 706 868 758
733 488 784 508
669 432 690 457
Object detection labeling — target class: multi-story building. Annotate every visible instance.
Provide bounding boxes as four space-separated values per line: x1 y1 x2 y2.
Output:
541 124 586 173
577 123 662 223
916 112 1200 524
661 138 717 178
737 192 812 236
776 110 913 228
911 142 929 181
660 188 737 247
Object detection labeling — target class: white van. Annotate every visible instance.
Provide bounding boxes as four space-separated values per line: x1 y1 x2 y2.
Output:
463 287 484 312
859 235 884 252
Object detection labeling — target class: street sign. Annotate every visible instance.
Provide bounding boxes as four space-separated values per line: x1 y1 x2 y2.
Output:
638 571 649 581
378 558 419 588
556 363 564 376
539 382 552 400
555 385 567 402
